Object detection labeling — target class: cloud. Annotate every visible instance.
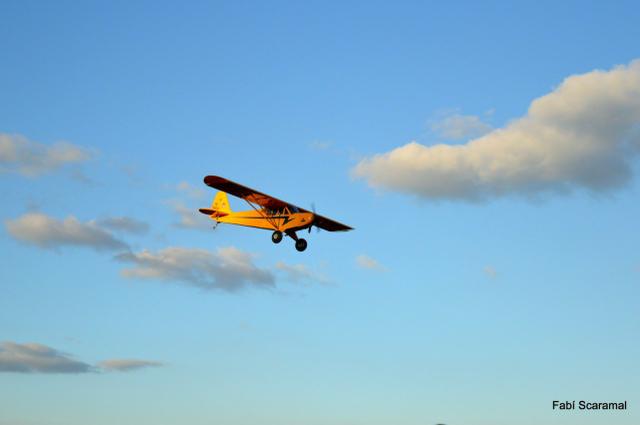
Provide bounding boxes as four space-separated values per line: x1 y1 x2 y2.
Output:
0 134 91 176
119 164 143 183
275 261 330 285
97 359 163 372
117 246 275 292
430 113 492 140
175 181 207 200
353 60 640 202
0 341 164 374
166 183 209 229
69 168 95 185
168 200 211 230
0 341 93 373
356 254 387 272
5 212 129 251
483 266 498 279
308 140 333 151
97 216 149 235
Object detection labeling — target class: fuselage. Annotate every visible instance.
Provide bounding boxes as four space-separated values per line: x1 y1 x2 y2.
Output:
211 209 314 233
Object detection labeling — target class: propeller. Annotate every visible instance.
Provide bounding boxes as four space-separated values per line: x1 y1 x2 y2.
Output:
308 203 321 233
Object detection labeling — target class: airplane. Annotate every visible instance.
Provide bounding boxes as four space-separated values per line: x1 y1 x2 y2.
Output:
199 175 353 252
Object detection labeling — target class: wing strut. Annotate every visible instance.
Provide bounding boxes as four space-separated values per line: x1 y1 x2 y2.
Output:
243 198 280 231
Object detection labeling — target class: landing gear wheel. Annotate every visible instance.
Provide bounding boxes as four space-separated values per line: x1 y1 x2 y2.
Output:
295 238 308 252
272 231 283 244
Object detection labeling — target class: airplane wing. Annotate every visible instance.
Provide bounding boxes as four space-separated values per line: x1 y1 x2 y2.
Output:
203 175 353 232
204 175 309 212
312 214 353 232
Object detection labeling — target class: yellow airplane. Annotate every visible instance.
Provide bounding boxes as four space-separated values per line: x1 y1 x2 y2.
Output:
199 175 353 252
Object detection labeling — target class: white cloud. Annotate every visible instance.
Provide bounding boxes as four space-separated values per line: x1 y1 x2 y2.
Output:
168 200 211 230
120 164 142 183
483 266 498 279
431 113 492 140
275 262 330 285
117 246 275 292
354 60 640 202
97 359 163 372
166 182 210 229
69 168 95 185
308 140 333 151
0 341 163 374
356 254 386 272
97 216 149 235
0 341 93 374
0 134 91 176
5 212 129 251
175 181 207 200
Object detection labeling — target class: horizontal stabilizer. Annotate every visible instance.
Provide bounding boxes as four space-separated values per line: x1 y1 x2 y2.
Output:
199 208 228 217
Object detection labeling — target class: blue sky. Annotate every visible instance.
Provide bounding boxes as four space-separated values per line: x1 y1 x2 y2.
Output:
1 1 640 424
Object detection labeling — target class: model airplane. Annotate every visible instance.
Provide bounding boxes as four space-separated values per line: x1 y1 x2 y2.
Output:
199 175 353 252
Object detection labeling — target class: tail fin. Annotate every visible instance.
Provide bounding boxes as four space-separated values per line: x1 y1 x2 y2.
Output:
212 191 231 213
199 191 232 216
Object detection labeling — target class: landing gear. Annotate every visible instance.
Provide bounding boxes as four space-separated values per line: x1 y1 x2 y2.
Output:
271 230 283 244
283 230 308 252
295 238 307 252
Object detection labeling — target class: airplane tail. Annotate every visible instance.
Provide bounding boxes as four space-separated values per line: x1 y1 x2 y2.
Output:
211 191 231 213
199 191 232 216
